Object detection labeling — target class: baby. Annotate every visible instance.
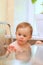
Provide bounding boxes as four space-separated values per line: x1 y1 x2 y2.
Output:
6 22 33 65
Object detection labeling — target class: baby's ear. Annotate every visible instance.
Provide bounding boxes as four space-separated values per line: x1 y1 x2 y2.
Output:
27 36 31 41
29 35 32 39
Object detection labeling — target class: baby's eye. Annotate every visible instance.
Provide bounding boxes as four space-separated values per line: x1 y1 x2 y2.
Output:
18 33 21 36
23 35 26 37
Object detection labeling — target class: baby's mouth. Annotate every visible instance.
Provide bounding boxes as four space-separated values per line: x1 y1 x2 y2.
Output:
19 39 23 42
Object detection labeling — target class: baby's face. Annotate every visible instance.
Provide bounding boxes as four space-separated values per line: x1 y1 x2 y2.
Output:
16 27 31 45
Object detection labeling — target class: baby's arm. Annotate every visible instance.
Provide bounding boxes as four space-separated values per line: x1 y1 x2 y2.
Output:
28 44 31 60
5 44 16 57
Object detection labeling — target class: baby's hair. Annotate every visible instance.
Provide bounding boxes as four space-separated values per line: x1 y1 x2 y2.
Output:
16 22 33 35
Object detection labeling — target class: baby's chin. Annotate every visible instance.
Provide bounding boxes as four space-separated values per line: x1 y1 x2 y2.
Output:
18 41 25 45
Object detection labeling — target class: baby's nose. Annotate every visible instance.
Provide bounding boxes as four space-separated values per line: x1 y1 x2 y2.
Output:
20 35 24 39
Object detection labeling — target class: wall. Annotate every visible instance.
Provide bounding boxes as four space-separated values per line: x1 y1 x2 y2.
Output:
0 0 7 21
6 0 14 36
0 0 14 36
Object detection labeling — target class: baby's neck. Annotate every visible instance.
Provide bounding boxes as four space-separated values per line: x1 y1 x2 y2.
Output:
17 42 28 47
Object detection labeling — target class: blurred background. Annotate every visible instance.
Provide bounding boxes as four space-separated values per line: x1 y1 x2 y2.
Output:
0 0 43 39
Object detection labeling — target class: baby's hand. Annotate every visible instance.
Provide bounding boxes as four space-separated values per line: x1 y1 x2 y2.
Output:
5 45 15 57
35 41 43 45
9 45 14 50
8 45 16 53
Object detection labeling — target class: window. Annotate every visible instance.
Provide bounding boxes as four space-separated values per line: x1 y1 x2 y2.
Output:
14 0 43 39
35 0 43 14
34 0 43 39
